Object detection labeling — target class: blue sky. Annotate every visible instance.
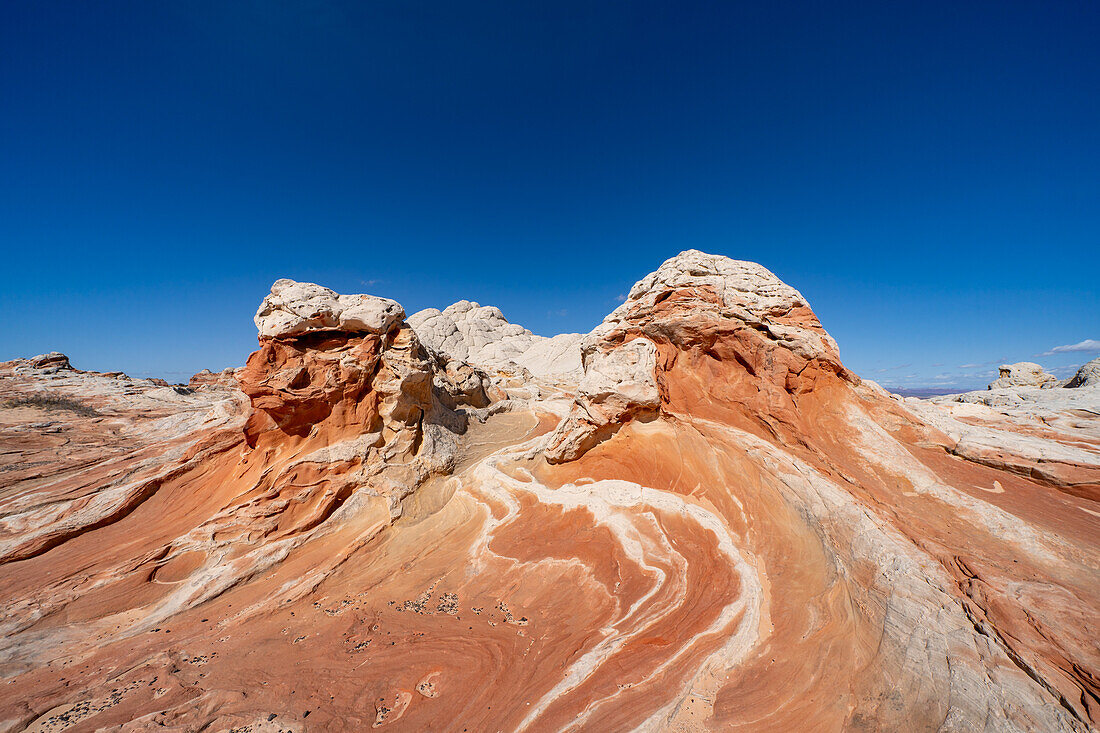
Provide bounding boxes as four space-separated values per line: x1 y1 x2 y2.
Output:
2 1 1097 388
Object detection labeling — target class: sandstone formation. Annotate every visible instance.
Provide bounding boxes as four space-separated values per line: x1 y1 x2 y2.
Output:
1066 357 1100 389
255 278 405 339
544 337 660 463
988 361 1059 389
27 352 71 373
409 300 583 378
187 367 238 390
1 252 1097 732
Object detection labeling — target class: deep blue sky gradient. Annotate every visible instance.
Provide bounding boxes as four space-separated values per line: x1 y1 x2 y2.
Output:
2 1 1098 387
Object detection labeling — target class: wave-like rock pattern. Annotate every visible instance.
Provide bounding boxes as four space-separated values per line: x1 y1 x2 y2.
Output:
0 251 1097 732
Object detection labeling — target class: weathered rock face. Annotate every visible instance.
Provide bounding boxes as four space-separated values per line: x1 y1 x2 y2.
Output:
544 336 660 462
187 367 237 390
255 278 405 339
595 248 842 362
1 254 1097 733
0 355 246 566
409 299 583 378
28 352 72 373
1066 356 1100 388
546 250 855 462
241 280 467 515
989 361 1059 389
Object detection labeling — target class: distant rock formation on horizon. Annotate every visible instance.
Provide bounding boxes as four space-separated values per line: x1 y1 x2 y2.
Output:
988 361 1059 389
1066 357 1100 389
1 251 1096 732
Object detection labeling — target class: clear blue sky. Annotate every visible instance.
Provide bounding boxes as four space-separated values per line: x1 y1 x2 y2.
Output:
2 1 1097 389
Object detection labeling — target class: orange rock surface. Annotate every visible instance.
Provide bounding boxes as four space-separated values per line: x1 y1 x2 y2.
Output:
1 252 1097 732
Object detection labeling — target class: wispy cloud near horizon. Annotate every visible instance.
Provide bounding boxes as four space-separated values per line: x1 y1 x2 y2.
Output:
1039 339 1100 356
873 363 912 374
1050 363 1085 377
959 358 1009 369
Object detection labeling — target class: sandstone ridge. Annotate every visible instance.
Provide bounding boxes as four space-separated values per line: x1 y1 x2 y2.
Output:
1 251 1096 732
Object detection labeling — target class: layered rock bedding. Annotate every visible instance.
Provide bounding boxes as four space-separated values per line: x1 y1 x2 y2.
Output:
1 251 1097 732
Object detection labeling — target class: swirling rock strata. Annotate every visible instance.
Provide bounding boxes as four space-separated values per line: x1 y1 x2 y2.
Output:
0 255 1097 732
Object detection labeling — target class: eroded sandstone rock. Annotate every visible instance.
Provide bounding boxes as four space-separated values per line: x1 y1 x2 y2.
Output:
545 249 855 462
1066 357 1100 388
409 300 583 378
28 352 71 371
0 254 1096 733
989 361 1058 389
254 279 404 339
591 248 842 363
188 367 237 390
241 282 470 521
544 337 659 462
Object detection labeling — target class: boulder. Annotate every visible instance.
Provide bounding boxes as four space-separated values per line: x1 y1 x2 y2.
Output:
544 250 855 463
988 362 1058 390
588 249 842 364
254 279 404 340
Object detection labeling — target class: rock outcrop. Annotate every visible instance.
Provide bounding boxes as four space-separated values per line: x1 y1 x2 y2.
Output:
546 250 854 462
544 337 660 462
28 352 71 373
188 367 237 390
241 280 469 515
409 300 583 378
1 253 1096 733
255 278 404 339
1066 356 1100 388
989 361 1059 389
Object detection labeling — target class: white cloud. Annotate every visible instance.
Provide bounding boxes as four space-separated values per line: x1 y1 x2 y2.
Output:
959 358 1006 369
1040 339 1100 356
1050 363 1084 377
